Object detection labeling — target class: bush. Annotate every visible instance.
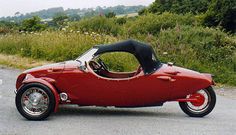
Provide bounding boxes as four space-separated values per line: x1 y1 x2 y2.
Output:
0 27 12 34
123 12 197 36
115 17 127 25
52 12 69 28
69 16 120 36
105 12 116 18
148 0 210 14
203 0 236 33
0 31 117 62
0 21 17 34
148 25 236 85
100 52 139 72
20 16 47 32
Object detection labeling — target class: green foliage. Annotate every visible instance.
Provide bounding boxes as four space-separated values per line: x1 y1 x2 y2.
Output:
52 12 69 27
0 21 17 34
138 8 148 15
100 52 139 72
124 12 197 35
146 0 236 33
0 27 11 34
68 14 81 21
148 25 236 85
203 0 236 33
69 16 120 36
20 16 47 32
0 32 117 62
0 26 235 85
0 21 17 28
105 12 116 18
115 17 127 25
0 7 236 86
148 0 210 14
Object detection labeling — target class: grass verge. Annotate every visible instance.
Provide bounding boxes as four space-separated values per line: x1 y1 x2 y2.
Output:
0 54 51 69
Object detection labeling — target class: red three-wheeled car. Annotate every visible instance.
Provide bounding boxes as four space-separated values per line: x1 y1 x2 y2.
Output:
15 40 216 120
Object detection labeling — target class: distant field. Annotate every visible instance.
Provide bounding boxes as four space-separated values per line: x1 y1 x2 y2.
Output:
116 13 138 18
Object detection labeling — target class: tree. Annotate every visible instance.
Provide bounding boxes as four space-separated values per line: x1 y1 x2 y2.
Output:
203 0 236 33
115 17 127 25
21 16 46 32
0 21 17 34
15 12 21 17
138 8 148 15
105 12 116 18
52 12 69 27
69 14 81 21
148 0 210 14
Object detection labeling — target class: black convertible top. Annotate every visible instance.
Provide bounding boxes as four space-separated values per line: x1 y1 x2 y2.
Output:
94 39 161 75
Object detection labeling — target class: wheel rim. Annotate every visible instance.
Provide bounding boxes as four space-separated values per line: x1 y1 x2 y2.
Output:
21 87 49 116
186 89 211 113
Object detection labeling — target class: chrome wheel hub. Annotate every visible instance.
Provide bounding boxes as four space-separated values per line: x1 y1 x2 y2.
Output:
21 87 49 116
186 89 210 113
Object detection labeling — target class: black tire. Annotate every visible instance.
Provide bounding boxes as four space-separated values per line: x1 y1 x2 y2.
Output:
179 86 216 117
15 83 55 120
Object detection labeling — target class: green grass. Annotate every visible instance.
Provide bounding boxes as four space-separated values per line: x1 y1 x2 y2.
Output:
0 31 117 62
0 54 51 69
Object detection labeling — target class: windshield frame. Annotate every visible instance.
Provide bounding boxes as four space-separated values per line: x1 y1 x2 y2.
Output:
76 48 98 65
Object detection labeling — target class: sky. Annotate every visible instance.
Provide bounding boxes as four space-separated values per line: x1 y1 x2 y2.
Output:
0 0 155 17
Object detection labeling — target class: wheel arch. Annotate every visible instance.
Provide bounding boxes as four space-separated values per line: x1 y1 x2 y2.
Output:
21 77 60 112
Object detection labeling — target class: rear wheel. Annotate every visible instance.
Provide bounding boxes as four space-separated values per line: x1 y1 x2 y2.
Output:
179 86 216 117
15 83 55 120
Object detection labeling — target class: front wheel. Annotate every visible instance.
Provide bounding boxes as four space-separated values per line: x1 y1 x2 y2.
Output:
15 83 55 120
179 86 216 117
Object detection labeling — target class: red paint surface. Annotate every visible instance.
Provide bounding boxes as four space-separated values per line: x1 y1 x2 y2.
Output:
189 93 205 106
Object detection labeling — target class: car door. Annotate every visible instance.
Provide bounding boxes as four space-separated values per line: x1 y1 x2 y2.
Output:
57 65 172 107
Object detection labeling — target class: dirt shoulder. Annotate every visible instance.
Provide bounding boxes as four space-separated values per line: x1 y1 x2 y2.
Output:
0 54 51 69
215 87 236 100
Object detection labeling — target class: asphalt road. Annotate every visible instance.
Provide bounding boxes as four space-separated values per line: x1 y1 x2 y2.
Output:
0 66 236 135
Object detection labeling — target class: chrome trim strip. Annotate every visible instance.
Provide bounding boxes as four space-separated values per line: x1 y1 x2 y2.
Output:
14 89 17 94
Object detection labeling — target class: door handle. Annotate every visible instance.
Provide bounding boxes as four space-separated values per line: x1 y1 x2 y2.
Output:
48 68 63 72
157 76 176 82
164 71 180 75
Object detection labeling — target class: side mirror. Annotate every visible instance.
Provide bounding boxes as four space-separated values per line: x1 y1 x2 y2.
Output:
167 62 174 66
78 62 88 72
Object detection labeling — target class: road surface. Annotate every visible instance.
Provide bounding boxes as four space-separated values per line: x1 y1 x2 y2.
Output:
0 66 235 135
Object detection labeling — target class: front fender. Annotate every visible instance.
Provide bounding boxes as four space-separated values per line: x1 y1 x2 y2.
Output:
21 74 60 112
202 73 215 85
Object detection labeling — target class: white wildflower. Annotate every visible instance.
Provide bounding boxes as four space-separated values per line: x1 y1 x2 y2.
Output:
163 52 168 55
62 28 66 31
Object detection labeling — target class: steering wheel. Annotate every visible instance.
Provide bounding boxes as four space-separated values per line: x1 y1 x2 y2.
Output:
134 65 142 76
89 60 102 71
97 58 109 71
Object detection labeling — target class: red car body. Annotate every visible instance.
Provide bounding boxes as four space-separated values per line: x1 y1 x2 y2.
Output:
15 40 216 120
16 61 213 109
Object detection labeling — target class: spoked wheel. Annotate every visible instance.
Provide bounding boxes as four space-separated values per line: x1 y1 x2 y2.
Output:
179 86 216 117
15 83 55 120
